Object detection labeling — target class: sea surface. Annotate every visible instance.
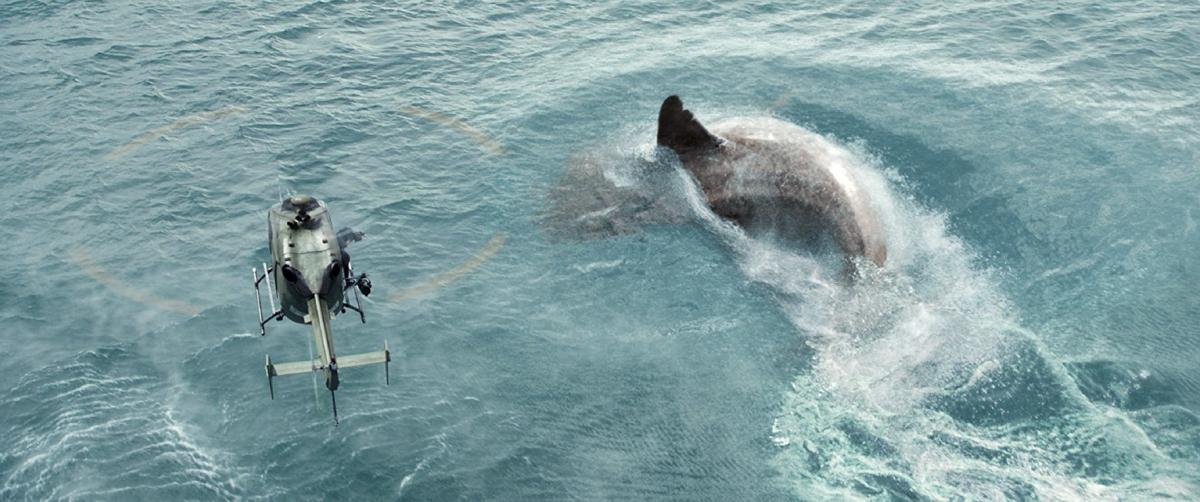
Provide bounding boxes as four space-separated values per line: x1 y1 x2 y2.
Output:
2 1 1198 500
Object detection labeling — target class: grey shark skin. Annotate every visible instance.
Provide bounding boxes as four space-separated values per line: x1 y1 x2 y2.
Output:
657 95 887 269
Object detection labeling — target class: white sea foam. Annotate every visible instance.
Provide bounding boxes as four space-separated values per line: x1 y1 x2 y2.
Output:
660 122 1196 499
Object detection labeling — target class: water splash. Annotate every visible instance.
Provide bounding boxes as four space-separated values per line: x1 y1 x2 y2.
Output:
664 120 1198 499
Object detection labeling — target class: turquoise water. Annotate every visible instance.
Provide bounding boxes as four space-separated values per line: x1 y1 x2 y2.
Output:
2 1 1198 499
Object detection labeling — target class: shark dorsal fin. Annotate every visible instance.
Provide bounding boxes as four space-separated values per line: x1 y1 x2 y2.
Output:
657 95 722 156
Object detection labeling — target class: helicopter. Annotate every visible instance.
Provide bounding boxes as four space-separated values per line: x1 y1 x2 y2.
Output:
251 195 389 424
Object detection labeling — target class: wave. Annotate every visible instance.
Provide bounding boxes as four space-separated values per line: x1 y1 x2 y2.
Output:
0 345 241 500
651 118 1200 499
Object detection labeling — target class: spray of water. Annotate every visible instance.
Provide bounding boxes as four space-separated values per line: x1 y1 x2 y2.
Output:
655 120 1194 499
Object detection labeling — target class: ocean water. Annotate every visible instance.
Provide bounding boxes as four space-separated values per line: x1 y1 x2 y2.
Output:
2 1 1198 500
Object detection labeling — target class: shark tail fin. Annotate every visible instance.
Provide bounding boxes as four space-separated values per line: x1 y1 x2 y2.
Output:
656 95 722 156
